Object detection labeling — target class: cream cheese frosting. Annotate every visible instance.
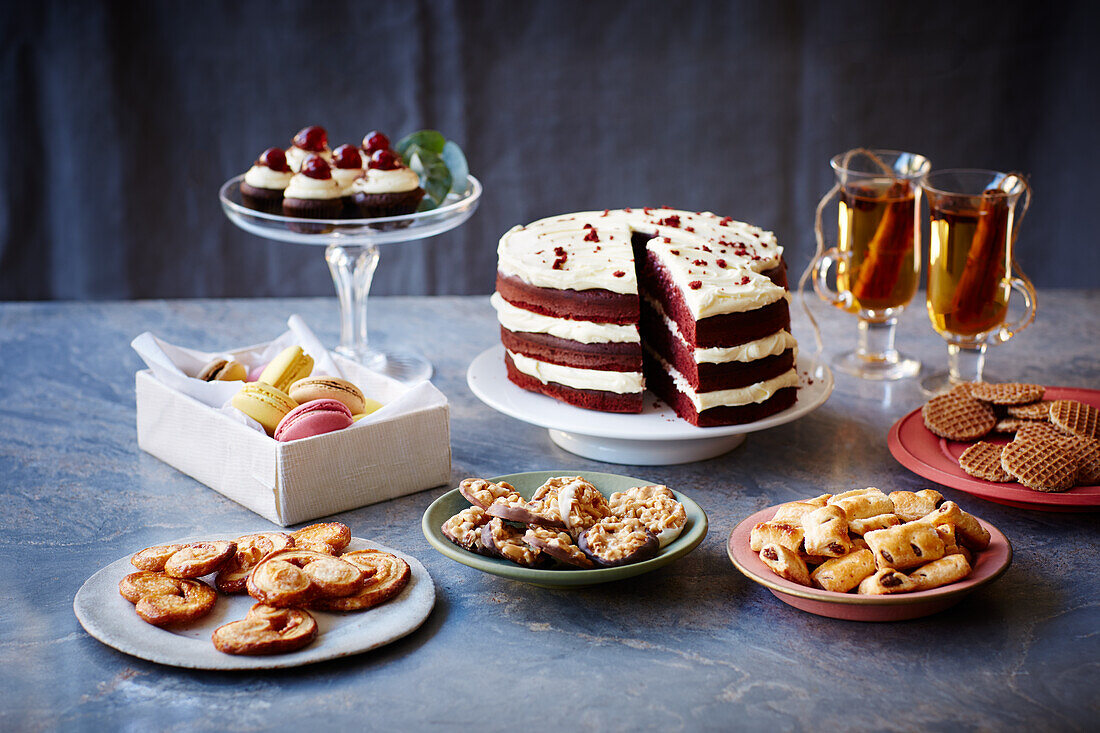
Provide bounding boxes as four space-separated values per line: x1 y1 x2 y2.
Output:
352 167 421 194
496 208 783 305
507 350 643 394
284 173 342 200
646 346 798 411
644 295 796 363
243 165 293 191
286 146 332 172
331 167 363 193
491 292 640 344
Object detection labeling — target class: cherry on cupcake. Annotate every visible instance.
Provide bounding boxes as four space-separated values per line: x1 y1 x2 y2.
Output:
368 149 401 170
293 125 328 152
361 131 390 154
332 144 363 169
257 147 290 172
300 154 332 179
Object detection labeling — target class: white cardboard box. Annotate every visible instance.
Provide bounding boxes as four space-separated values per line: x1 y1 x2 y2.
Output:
135 356 451 526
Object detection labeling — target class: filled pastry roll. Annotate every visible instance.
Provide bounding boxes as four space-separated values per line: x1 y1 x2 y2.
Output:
749 520 804 553
917 501 991 551
772 502 819 524
888 489 944 523
802 505 851 557
849 513 901 536
758 543 811 586
827 488 893 520
857 568 916 595
805 493 833 508
864 522 945 570
909 554 972 591
810 548 875 592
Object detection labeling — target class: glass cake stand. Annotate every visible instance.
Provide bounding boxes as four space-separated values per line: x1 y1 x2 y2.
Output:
220 174 482 383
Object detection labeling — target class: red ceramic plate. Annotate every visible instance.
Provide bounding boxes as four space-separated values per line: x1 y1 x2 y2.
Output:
727 506 1011 622
887 386 1100 511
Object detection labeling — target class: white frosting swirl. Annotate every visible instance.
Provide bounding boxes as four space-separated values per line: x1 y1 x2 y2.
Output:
243 165 293 190
352 167 421 194
491 292 640 344
286 146 332 172
507 350 643 394
646 346 798 410
284 173 342 200
331 167 363 194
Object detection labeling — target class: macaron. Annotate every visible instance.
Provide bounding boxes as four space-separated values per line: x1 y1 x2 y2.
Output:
197 358 247 382
288 376 366 414
232 383 298 435
352 398 385 420
258 346 314 392
274 399 354 442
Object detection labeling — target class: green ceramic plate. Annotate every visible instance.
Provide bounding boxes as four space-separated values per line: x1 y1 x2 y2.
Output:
421 470 708 586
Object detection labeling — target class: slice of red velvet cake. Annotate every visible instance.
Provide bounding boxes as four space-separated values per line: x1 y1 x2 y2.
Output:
493 208 798 425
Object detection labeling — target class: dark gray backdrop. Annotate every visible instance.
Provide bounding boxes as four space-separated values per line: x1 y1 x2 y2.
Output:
2 0 1097 300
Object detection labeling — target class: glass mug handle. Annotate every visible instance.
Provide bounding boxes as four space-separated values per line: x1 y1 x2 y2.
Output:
992 271 1037 344
809 182 852 310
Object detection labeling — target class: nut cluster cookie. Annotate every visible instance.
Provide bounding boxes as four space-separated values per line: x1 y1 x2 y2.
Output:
116 522 412 657
919 383 1099 492
441 475 686 570
750 489 989 595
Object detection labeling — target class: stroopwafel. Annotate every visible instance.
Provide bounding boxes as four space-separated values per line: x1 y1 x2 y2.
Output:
969 382 1045 405
1006 401 1051 420
1000 437 1078 492
1049 400 1100 439
1062 434 1100 485
922 393 996 441
958 441 1013 483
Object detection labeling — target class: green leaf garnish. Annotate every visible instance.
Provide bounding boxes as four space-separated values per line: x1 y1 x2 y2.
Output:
408 148 452 209
395 130 445 158
397 130 469 209
441 141 469 195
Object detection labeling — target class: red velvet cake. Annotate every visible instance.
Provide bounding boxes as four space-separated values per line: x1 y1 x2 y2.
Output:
492 208 798 426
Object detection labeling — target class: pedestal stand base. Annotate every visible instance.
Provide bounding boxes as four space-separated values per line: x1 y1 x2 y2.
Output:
548 430 746 465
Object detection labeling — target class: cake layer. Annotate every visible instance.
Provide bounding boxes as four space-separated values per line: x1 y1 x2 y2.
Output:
638 249 791 347
491 292 639 344
496 272 639 325
643 349 798 427
505 352 644 413
501 327 642 372
506 349 643 395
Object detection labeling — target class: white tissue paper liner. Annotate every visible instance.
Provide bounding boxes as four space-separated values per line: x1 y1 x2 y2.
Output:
131 315 451 525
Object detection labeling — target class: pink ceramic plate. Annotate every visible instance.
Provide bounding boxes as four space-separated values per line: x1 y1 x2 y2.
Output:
727 506 1011 622
887 386 1100 511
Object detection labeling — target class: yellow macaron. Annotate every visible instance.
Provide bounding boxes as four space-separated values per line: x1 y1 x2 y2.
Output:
288 376 366 415
351 398 385 421
258 346 315 392
197 358 247 382
232 382 298 435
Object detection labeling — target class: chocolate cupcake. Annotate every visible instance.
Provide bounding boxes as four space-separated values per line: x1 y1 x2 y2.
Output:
351 148 425 218
239 147 293 214
286 125 332 172
330 144 365 216
282 154 343 232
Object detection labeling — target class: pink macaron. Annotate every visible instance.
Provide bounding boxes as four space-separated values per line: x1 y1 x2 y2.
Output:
273 398 353 442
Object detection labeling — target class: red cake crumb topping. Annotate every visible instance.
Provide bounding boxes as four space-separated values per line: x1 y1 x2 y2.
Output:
554 247 566 256
258 147 290 172
692 259 706 266
739 276 750 285
685 226 695 232
658 215 681 227
623 207 632 212
601 209 610 216
643 207 654 214
719 217 732 226
584 229 599 242
300 154 332 179
689 281 702 290
716 258 728 268
701 245 711 252
293 125 328 152
613 270 626 277
664 238 672 244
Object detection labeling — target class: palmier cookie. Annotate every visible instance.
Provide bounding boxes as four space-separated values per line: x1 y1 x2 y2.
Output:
958 442 1014 483
969 382 1045 405
578 517 658 568
1000 436 1077 492
458 478 520 510
247 549 368 607
291 522 351 555
1049 400 1100 439
119 571 217 627
441 506 492 554
161 541 236 578
922 393 996 441
1006 401 1051 420
215 532 295 594
312 550 411 612
481 518 545 567
130 544 186 572
212 604 317 656
523 525 595 569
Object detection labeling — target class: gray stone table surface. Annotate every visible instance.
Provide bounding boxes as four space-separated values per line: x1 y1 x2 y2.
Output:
1 292 1097 732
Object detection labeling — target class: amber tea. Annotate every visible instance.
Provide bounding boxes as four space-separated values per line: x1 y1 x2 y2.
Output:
927 193 1013 337
836 180 920 313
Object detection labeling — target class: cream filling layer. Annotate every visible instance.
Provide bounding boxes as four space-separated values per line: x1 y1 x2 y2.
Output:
243 165 293 190
647 346 798 411
352 167 421 194
491 292 640 344
507 350 643 394
284 174 342 200
644 295 797 363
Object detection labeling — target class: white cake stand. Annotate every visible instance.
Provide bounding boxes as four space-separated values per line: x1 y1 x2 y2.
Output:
467 345 834 465
220 174 482 383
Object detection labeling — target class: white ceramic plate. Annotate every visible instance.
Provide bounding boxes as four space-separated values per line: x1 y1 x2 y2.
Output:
467 345 833 464
73 536 435 670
